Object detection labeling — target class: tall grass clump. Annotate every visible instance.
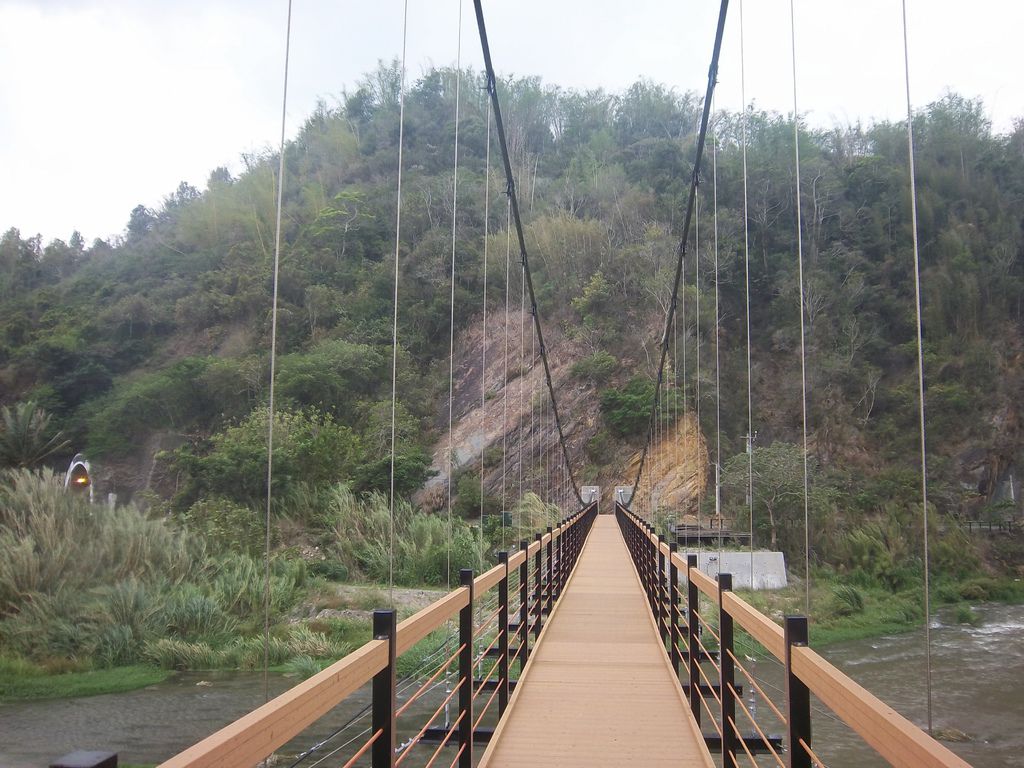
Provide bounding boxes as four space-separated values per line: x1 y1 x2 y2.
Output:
0 469 198 609
325 485 480 585
0 470 314 673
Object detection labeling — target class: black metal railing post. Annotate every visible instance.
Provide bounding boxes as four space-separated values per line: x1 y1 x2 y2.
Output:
533 533 543 640
719 574 736 767
555 523 564 598
687 554 701 724
545 526 554 616
647 524 657 614
518 540 529 670
669 543 681 676
371 609 396 768
498 551 510 715
657 534 667 646
785 616 812 768
458 570 474 768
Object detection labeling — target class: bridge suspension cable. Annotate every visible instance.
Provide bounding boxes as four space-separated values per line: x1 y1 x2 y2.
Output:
480 105 491 570
788 0 813 617
628 0 730 514
712 97 722 562
901 0 934 733
388 0 411 606
472 0 581 506
739 0 755 589
263 0 294 704
446 0 464 591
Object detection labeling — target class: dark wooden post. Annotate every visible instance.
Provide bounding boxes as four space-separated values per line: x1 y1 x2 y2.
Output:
718 574 736 767
687 554 701 724
458 570 474 768
498 551 510 715
785 616 812 768
669 543 681 676
371 609 396 768
518 540 529 669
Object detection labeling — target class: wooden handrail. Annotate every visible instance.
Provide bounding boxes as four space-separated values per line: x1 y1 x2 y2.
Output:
721 591 785 661
685 559 718 600
791 645 970 768
396 588 469 656
156 504 595 768
159 640 388 768
615 503 968 768
474 563 505 594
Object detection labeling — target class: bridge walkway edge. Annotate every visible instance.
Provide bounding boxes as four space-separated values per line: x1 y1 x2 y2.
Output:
479 515 714 767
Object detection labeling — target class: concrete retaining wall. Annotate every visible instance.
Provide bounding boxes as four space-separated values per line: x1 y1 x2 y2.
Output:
678 550 788 590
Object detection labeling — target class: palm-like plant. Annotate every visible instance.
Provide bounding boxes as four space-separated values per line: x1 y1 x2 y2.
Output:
0 401 70 468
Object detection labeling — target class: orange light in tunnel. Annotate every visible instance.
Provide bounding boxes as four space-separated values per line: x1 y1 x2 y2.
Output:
74 475 89 485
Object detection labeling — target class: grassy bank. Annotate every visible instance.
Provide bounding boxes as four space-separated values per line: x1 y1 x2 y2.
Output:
733 573 1024 652
0 658 170 702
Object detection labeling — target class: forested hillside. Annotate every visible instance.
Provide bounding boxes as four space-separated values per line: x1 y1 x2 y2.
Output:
2 62 1023 587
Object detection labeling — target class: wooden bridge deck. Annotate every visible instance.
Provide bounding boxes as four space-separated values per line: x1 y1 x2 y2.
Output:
479 515 714 767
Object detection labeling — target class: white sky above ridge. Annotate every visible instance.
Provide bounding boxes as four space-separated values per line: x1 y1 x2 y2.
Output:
1 0 1020 245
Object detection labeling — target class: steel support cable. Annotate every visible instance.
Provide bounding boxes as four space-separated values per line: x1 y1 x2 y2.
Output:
728 684 786 767
799 737 829 768
291 643 458 768
447 741 467 768
479 107 491 571
395 644 465 718
472 0 581 505
739 0 756 587
901 0 933 734
263 0 293 704
518 260 526 537
698 687 724 737
502 197 512 550
394 679 465 765
628 0 730 507
726 648 787 725
788 0 812 617
423 713 464 768
712 103 723 562
446 0 464 593
725 711 763 768
694 195 702 539
388 0 411 607
339 729 382 768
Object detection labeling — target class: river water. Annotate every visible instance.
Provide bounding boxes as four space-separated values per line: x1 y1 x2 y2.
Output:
1 604 1021 767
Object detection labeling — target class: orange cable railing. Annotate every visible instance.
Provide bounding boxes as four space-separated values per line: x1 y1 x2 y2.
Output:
158 501 598 768
615 502 971 768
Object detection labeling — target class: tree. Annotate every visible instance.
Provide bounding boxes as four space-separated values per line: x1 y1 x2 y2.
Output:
0 401 70 468
720 442 822 560
126 204 155 242
171 406 363 506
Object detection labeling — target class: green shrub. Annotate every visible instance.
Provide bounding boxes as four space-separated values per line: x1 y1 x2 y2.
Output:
325 484 481 585
571 351 618 383
183 496 265 555
600 377 655 437
145 638 222 670
170 406 363 506
830 583 865 616
309 560 349 581
283 653 326 680
162 588 236 640
954 604 982 626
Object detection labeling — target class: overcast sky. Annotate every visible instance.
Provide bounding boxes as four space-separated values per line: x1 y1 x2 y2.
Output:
1 0 1020 245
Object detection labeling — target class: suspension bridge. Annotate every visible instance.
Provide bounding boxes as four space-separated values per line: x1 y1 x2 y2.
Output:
140 0 973 765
